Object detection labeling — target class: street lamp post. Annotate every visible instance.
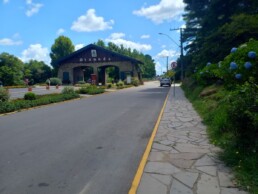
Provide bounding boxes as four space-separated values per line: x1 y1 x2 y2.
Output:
166 56 168 72
159 32 179 96
159 30 184 81
170 28 184 81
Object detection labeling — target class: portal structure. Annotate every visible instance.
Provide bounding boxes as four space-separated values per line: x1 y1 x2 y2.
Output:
57 44 143 85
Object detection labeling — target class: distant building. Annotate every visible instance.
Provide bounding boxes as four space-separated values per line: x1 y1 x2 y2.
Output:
57 44 143 85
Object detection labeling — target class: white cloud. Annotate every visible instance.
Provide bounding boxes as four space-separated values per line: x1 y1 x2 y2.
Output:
71 9 114 32
20 44 50 64
156 49 180 58
3 0 9 4
155 61 166 75
57 28 65 35
75 44 84 51
133 0 185 24
109 33 125 39
105 33 152 52
25 0 43 17
12 33 20 39
141 34 150 39
0 38 22 46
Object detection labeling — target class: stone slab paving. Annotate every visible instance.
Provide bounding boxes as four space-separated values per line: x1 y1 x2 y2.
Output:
137 86 248 194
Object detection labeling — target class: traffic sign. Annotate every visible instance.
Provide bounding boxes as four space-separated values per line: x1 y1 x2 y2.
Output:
171 62 177 69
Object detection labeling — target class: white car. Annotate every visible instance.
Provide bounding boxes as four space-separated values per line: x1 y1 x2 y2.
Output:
160 78 171 87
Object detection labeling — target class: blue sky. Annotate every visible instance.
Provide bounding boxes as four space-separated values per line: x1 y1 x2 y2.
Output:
1 0 185 75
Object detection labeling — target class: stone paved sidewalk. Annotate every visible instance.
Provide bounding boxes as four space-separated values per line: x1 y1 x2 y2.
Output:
137 86 248 194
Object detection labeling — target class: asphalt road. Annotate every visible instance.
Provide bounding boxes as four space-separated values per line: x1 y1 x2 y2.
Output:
0 81 170 194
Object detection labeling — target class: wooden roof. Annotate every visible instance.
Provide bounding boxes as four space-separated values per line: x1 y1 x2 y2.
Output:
57 44 143 65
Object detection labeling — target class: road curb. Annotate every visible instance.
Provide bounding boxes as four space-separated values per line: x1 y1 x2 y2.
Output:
128 87 170 194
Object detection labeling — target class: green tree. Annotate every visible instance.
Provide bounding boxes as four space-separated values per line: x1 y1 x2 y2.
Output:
140 54 156 78
24 60 52 84
95 39 106 47
0 52 24 86
50 35 74 75
182 0 258 73
95 40 156 79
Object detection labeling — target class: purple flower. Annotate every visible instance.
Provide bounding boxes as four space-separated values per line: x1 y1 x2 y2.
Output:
235 74 242 79
244 62 252 69
231 47 237 53
230 62 238 70
248 51 256 59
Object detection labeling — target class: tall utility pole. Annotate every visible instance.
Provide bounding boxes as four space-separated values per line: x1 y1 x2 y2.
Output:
166 56 168 72
170 28 184 81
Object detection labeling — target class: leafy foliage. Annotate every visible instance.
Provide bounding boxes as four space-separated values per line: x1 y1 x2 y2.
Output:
95 40 156 78
0 93 79 114
195 39 258 88
182 39 258 193
77 81 86 84
47 77 62 86
50 35 74 74
131 77 140 86
78 85 104 95
0 52 24 86
116 80 124 87
0 87 10 102
24 60 52 84
61 86 76 95
24 92 37 100
182 0 258 72
227 82 258 150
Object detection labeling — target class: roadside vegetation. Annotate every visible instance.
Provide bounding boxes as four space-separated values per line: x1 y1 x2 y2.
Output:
180 1 258 193
77 85 105 95
182 40 258 194
0 87 79 114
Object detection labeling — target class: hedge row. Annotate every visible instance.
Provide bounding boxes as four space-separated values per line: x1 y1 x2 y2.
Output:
78 85 105 95
0 93 79 114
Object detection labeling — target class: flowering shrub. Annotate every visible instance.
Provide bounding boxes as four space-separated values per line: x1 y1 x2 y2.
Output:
231 47 237 53
194 39 258 151
244 62 252 69
248 51 256 59
229 62 238 70
196 39 258 88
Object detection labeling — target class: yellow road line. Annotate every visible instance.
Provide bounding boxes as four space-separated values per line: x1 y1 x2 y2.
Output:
128 88 170 194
